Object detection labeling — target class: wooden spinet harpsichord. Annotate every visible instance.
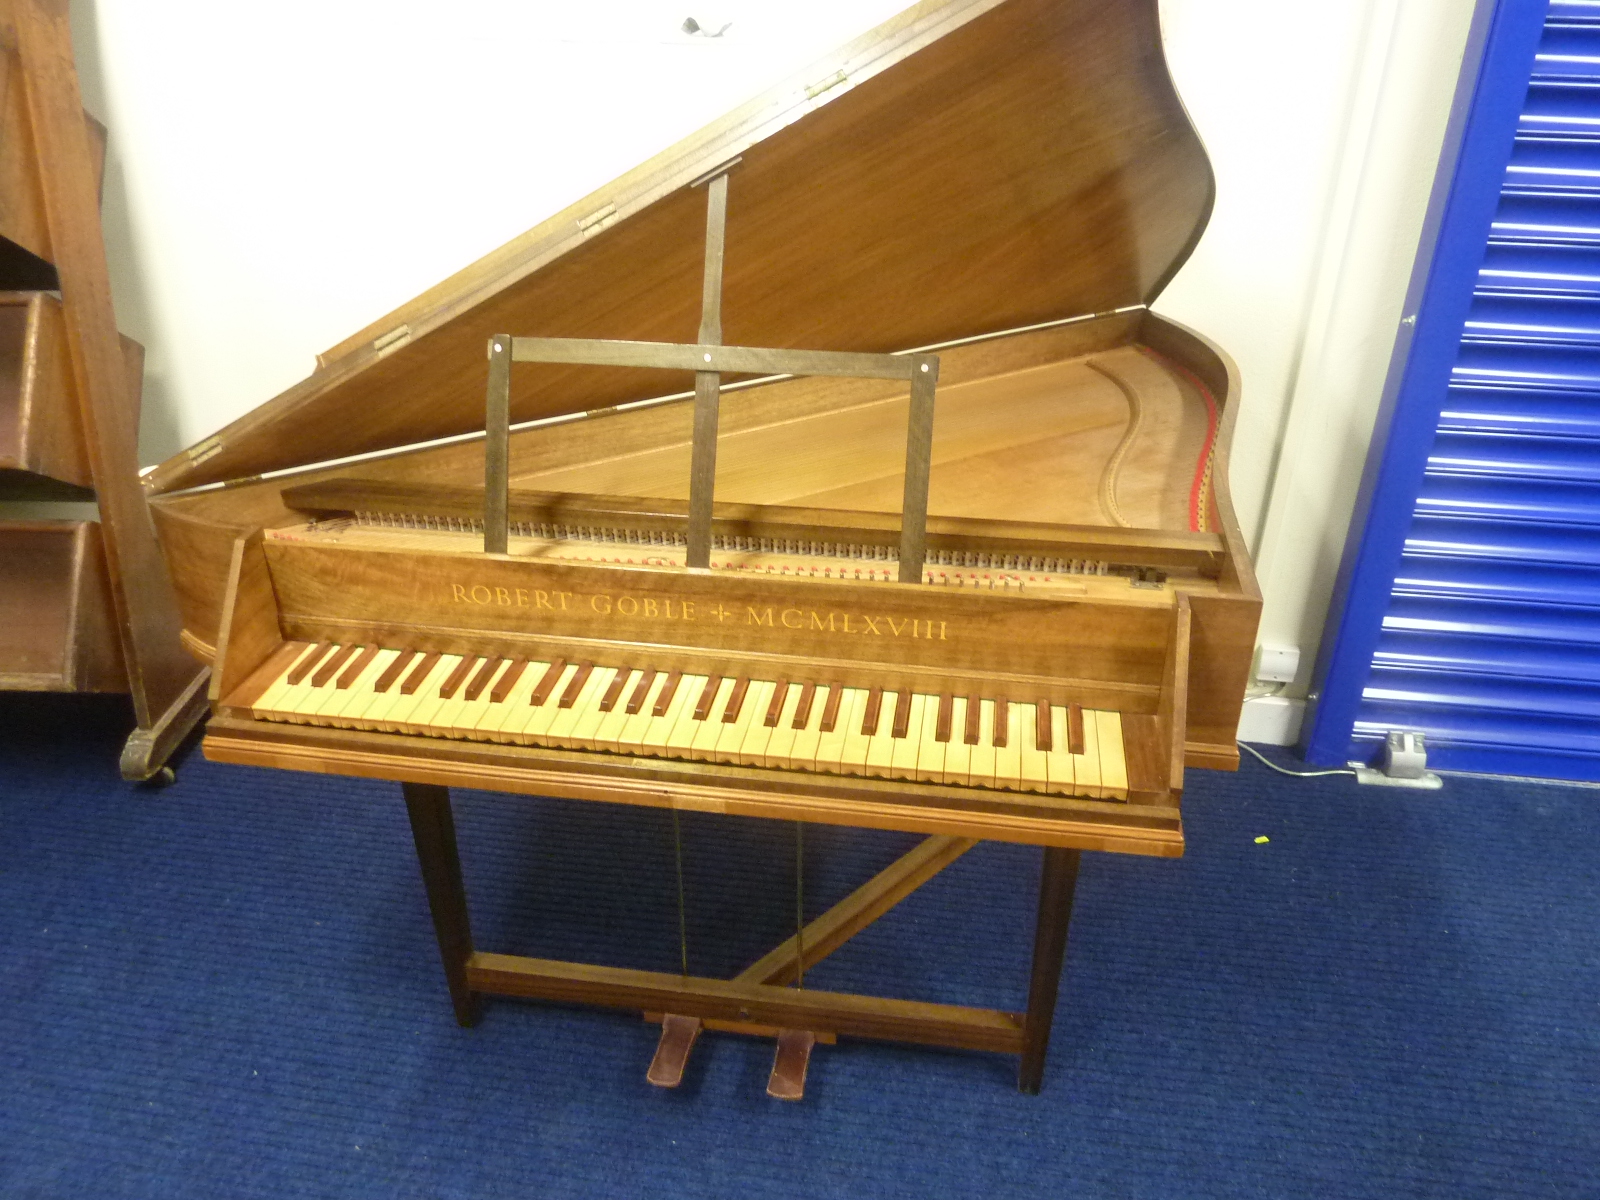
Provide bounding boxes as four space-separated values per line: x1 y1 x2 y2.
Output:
143 0 1260 1095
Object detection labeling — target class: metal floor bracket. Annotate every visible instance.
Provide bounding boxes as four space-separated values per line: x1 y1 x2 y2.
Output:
1352 730 1444 790
1352 765 1444 790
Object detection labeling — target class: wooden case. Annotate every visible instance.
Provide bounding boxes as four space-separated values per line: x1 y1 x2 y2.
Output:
145 0 1260 769
0 38 105 287
136 0 1267 1094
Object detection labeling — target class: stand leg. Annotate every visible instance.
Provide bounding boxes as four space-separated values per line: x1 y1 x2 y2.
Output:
119 666 211 781
402 782 479 1027
1018 846 1080 1094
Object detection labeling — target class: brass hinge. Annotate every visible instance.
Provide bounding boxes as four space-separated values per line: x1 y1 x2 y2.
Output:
578 203 618 237
373 325 411 357
806 69 848 100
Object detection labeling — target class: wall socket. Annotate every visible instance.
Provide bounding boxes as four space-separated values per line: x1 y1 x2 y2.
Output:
1254 644 1301 684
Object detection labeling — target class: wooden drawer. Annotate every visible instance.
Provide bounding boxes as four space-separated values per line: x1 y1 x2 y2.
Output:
0 518 126 691
0 290 90 487
0 44 106 274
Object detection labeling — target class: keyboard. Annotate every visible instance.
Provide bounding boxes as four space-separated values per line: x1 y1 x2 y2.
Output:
241 641 1130 800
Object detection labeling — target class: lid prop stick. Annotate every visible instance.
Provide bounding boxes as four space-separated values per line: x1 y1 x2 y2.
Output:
482 158 937 580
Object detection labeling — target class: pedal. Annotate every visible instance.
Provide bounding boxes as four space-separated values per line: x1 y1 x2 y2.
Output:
766 1029 817 1101
646 1014 702 1087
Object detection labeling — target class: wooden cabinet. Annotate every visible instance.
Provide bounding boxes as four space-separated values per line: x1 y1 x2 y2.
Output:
0 0 207 778
0 290 90 487
0 519 124 691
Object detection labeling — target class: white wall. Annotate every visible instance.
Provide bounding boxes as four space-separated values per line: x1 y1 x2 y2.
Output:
68 0 913 459
1157 0 1476 740
61 0 1477 743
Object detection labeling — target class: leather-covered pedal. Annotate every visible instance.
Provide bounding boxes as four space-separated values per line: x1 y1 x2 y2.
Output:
766 1029 817 1101
646 1014 702 1088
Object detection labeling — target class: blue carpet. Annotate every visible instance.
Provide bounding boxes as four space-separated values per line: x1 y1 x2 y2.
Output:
1 693 1596 1199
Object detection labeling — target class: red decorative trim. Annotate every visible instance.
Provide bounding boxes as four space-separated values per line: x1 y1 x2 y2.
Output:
1137 347 1219 532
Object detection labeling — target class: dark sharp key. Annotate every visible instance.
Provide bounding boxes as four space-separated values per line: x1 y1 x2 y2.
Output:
439 655 480 699
693 674 724 721
964 695 982 745
598 669 630 713
312 644 361 688
652 671 683 717
992 697 1009 748
792 683 817 730
627 668 658 714
399 652 440 695
861 687 884 737
765 680 789 727
374 649 418 694
529 659 568 706
463 657 506 702
820 684 844 734
1036 698 1053 751
891 689 912 738
336 645 381 689
1068 703 1085 755
490 659 529 703
559 661 595 708
936 693 954 743
285 642 333 686
723 677 751 723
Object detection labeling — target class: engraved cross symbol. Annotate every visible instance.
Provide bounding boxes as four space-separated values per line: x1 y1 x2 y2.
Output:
707 603 735 622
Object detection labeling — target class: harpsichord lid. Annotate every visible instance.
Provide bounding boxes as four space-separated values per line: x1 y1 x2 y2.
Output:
148 0 1212 496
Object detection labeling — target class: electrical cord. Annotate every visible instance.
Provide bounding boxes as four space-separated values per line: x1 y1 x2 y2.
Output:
1237 740 1356 778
